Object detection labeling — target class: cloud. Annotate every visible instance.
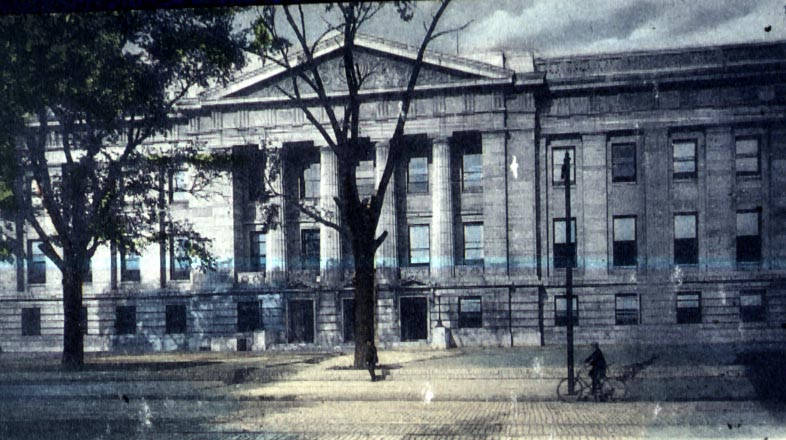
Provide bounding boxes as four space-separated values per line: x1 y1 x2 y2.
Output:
460 0 786 56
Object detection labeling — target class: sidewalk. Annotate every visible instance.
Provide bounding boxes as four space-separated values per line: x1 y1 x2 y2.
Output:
1 342 783 402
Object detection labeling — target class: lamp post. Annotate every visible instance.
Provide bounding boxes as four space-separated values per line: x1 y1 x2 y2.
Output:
561 151 575 395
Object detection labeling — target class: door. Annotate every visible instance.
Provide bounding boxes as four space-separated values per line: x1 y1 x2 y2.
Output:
287 300 314 343
400 296 427 341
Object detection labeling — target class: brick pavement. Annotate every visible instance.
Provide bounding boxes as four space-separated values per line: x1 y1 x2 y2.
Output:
0 346 785 439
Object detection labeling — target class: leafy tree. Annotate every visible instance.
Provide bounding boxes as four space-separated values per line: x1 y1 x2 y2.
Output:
0 10 246 368
250 1 462 367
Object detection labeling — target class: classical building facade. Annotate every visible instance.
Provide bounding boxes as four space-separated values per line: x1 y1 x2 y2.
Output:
3 34 786 352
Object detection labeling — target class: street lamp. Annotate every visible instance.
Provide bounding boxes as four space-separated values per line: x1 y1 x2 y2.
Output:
561 151 576 395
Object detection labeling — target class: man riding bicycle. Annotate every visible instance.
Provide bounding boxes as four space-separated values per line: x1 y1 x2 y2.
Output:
584 342 606 399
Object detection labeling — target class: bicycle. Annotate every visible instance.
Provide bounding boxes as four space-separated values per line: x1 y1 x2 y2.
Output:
556 365 627 402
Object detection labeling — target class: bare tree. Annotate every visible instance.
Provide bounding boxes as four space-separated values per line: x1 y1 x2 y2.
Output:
251 1 466 367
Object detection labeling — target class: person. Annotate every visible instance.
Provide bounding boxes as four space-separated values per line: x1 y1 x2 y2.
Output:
584 342 606 400
365 339 379 382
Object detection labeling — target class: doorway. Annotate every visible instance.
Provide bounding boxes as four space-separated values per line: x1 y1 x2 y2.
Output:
287 299 314 343
400 296 427 341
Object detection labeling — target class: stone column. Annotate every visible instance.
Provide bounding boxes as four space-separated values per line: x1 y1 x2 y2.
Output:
320 146 342 284
266 144 288 285
374 140 399 283
430 136 454 279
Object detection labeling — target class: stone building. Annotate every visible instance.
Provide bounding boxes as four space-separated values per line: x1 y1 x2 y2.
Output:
3 33 786 352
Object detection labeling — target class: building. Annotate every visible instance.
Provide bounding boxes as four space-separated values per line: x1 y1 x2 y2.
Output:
3 33 786 352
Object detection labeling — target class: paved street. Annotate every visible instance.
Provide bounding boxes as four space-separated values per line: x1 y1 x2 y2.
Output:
0 346 784 439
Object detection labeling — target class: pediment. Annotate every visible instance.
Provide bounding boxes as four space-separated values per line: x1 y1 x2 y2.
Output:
202 33 513 102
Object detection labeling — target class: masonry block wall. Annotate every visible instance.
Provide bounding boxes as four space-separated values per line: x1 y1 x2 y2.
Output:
2 37 785 353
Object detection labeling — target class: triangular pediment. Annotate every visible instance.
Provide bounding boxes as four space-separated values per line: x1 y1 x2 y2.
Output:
201 33 513 102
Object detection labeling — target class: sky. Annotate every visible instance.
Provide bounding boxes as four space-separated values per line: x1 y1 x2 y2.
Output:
240 0 786 58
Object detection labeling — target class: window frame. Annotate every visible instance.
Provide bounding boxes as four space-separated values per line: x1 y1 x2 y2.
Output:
169 236 191 281
676 292 701 324
249 231 267 272
672 139 697 180
115 305 137 335
736 209 762 264
299 160 321 201
674 213 698 265
21 307 41 336
408 224 430 267
615 294 639 325
462 222 484 266
460 139 483 193
27 240 46 285
554 295 579 327
735 136 760 177
120 248 141 282
552 146 575 186
739 290 765 323
458 296 483 328
612 216 637 267
553 217 577 269
407 155 429 194
165 304 187 334
611 142 637 183
300 228 320 270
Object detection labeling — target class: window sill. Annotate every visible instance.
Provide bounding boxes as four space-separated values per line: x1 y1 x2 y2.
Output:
611 179 637 185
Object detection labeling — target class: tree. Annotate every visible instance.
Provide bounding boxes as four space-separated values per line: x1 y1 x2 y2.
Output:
0 10 246 368
250 1 463 367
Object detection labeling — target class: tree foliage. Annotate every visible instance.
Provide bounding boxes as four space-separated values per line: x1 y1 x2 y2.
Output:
0 9 247 367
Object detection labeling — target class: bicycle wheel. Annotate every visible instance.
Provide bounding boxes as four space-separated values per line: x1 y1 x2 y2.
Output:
557 377 584 402
600 378 627 402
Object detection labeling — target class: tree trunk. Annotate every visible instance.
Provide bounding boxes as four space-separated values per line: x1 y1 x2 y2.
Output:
61 260 84 369
352 235 376 369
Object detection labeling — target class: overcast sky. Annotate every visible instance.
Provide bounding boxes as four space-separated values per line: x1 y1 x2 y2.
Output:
247 0 786 58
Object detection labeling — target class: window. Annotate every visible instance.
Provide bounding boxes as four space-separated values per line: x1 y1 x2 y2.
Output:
463 93 475 113
674 214 698 265
408 225 430 266
301 229 320 270
170 237 191 281
250 231 266 272
83 258 92 284
736 209 761 263
21 307 41 336
555 296 578 326
613 216 637 267
552 147 575 185
463 223 484 265
115 306 136 335
553 218 577 268
673 140 697 179
237 301 261 332
28 240 46 284
299 160 320 200
735 137 759 176
740 290 765 322
169 168 188 202
355 158 375 197
458 297 482 328
121 249 141 282
407 156 428 193
615 294 639 325
461 140 482 192
676 292 701 324
612 143 636 182
165 304 187 334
